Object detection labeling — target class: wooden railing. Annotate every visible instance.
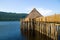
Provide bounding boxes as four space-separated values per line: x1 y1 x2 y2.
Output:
21 14 60 40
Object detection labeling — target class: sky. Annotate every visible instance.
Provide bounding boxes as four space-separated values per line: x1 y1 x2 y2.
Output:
0 0 60 16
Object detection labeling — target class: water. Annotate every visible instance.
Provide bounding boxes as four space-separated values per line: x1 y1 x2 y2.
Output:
0 21 59 40
0 21 26 40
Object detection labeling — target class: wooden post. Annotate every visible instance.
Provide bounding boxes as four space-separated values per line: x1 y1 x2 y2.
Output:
29 18 31 31
55 24 58 40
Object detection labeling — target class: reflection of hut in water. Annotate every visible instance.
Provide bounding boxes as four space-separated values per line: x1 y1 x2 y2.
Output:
21 8 60 40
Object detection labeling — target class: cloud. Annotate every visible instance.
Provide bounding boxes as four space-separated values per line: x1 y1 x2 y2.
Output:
26 8 54 16
37 8 54 16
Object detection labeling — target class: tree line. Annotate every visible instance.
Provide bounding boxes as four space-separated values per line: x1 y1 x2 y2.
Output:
0 12 28 21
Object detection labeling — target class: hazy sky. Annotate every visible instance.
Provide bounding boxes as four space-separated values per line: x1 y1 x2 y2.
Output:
0 0 60 16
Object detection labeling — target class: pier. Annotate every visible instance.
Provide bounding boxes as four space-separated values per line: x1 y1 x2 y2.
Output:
21 8 60 40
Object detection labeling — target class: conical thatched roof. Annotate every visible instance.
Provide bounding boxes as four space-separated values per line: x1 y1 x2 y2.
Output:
26 8 43 19
24 8 43 21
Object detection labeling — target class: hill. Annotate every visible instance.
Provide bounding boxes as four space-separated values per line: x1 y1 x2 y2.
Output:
0 12 28 21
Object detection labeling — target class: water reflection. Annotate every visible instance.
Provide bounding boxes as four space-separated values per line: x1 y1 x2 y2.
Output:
21 30 53 40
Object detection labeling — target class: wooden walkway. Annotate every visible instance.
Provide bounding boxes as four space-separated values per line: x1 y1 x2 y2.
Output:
21 18 60 40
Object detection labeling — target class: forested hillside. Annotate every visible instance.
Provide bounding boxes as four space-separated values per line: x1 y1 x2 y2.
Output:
0 12 28 21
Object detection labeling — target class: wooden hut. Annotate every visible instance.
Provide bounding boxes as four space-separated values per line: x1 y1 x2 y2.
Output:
21 8 60 40
21 8 43 31
24 8 43 21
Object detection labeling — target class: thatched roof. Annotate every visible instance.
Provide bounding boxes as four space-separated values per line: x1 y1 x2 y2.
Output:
24 8 43 21
45 14 60 22
36 14 60 22
26 8 43 19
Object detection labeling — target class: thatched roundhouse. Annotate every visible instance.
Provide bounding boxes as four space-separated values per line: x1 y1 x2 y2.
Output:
21 8 60 40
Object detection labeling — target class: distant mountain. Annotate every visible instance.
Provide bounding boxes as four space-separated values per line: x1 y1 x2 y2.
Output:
0 11 28 21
